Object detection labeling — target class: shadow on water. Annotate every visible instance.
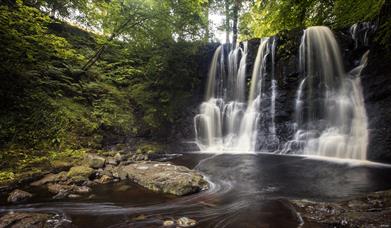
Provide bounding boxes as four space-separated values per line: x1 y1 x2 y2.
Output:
2 153 391 227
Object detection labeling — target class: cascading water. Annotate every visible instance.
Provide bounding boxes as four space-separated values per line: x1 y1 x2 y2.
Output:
350 22 376 48
195 38 277 152
195 43 248 151
282 26 369 160
236 38 271 151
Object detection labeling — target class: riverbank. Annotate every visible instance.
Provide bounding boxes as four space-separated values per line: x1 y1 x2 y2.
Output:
289 189 391 227
0 149 207 201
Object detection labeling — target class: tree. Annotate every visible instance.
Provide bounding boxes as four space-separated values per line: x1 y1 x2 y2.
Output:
81 0 208 70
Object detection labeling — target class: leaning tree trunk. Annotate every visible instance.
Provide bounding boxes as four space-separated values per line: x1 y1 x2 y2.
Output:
225 0 230 44
232 0 239 49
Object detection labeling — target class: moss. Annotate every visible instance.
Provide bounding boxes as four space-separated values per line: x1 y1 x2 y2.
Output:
136 143 165 155
67 166 94 179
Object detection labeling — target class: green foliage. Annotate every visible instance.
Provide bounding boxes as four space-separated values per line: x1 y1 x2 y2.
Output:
0 2 209 163
0 5 82 71
333 0 384 27
136 142 165 155
240 0 385 39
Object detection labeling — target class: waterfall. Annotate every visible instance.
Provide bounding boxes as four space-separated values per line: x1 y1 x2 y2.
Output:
195 38 276 152
195 43 249 152
350 22 376 48
235 38 270 151
195 26 368 159
270 37 277 137
283 26 369 160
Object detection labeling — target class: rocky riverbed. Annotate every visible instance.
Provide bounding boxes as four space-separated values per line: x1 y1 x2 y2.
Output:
1 152 208 202
289 189 391 227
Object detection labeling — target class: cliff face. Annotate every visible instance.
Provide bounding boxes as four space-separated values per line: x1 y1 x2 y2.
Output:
362 44 391 163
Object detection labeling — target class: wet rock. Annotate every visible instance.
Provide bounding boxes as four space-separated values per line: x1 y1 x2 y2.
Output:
176 217 197 227
67 166 94 183
86 154 105 169
96 175 112 184
106 158 118 166
7 189 32 203
101 164 116 177
163 220 175 226
289 189 391 227
114 152 123 163
30 172 67 186
0 212 52 227
116 185 131 192
67 194 81 199
47 183 73 194
73 185 91 194
118 161 208 196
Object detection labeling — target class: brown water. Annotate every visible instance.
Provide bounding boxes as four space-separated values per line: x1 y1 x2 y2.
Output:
2 153 391 227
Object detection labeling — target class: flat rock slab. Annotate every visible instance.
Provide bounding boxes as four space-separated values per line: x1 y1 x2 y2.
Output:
289 189 391 227
118 161 208 196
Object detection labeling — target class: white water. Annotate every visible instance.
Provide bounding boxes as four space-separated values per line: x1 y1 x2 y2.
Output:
236 38 270 151
350 22 375 48
196 26 369 159
195 43 249 151
195 39 275 152
283 26 369 160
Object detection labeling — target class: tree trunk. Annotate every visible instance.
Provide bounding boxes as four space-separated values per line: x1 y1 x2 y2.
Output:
225 0 230 44
82 45 107 71
204 1 210 41
232 0 239 48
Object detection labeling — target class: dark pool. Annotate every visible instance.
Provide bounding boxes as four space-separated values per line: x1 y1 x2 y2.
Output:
2 153 391 227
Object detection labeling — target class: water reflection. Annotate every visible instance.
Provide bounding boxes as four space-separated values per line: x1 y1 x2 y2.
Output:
1 153 391 227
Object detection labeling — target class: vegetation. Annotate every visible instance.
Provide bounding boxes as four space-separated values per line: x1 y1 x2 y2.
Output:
0 0 211 177
0 0 389 181
239 0 386 40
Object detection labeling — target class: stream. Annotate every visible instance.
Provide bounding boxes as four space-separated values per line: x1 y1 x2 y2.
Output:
1 153 391 227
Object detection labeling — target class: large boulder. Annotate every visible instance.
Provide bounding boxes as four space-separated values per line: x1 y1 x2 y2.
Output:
7 189 33 203
118 161 208 196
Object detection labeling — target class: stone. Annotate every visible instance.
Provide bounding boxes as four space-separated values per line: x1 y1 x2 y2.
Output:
7 189 32 203
67 166 94 183
163 220 175 226
0 212 52 227
116 185 131 192
97 175 112 184
106 158 118 166
73 185 91 194
289 189 391 227
30 172 67 186
114 152 123 162
86 154 106 169
47 183 72 194
68 194 81 199
118 161 208 196
101 164 116 177
53 190 69 199
176 217 196 227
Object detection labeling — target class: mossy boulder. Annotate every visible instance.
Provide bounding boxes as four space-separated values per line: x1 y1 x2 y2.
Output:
67 166 94 182
86 154 106 169
136 143 164 155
